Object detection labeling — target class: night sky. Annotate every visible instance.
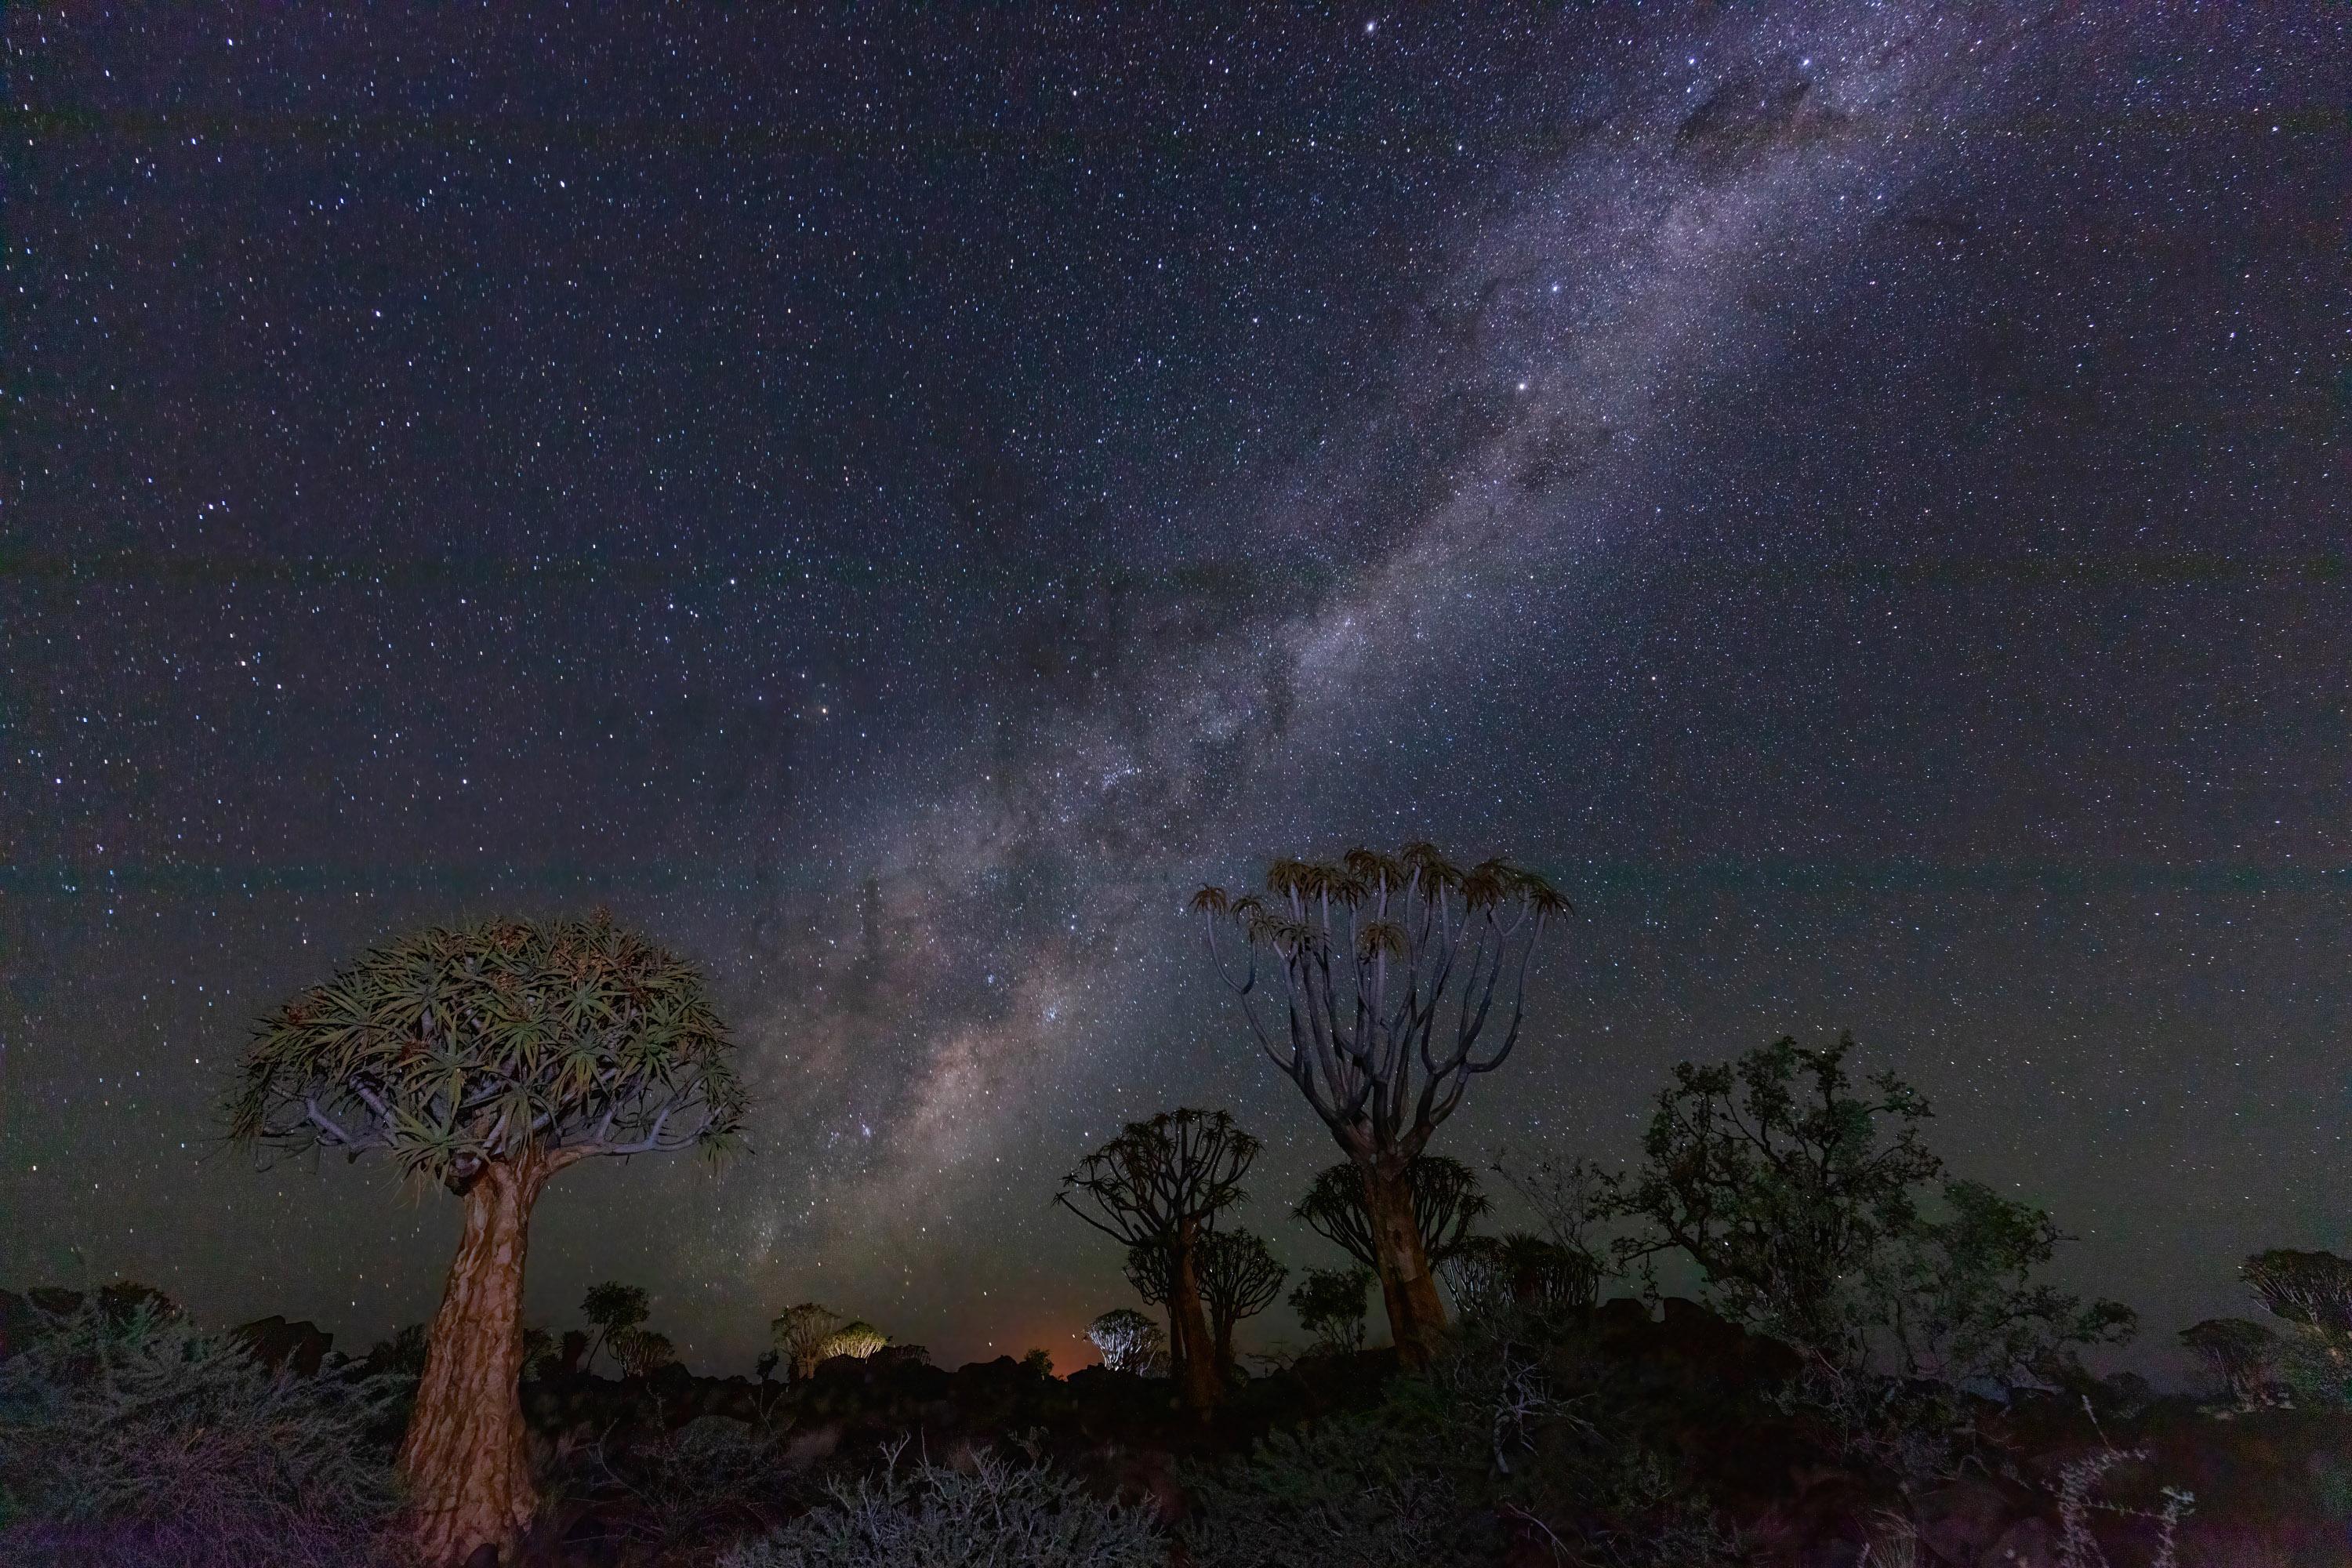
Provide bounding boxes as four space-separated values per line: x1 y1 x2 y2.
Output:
5 5 2347 1377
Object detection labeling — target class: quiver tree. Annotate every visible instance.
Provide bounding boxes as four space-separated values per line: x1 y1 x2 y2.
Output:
1440 1232 1599 1321
580 1280 649 1375
227 912 745 1566
2179 1318 2279 1406
2241 1249 2352 1402
616 1327 675 1379
821 1320 889 1363
1294 1156 1492 1276
1196 1229 1288 1380
1087 1307 1168 1375
1194 844 1566 1368
770 1302 846 1382
1058 1107 1258 1413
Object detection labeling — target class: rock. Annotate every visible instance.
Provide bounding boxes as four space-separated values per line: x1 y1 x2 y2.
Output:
1915 1477 2022 1566
234 1315 334 1377
1980 1516 2056 1568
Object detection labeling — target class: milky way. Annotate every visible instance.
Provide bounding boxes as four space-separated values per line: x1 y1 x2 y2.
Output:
7 3 2345 1374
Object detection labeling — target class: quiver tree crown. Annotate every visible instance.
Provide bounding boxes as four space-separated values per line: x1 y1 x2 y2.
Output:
228 911 747 1189
1191 844 1566 1155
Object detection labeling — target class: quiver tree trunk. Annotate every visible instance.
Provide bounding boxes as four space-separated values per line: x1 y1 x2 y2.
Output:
1362 1160 1447 1370
398 1150 549 1566
1167 1231 1221 1415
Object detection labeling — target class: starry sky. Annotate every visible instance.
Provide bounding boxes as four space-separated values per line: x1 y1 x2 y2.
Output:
5 4 2347 1377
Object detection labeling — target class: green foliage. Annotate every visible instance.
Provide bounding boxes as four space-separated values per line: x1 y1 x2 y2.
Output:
1289 1267 1372 1356
1611 1036 2131 1481
583 1279 651 1332
1182 1316 1738 1568
1616 1036 2129 1390
0 1293 407 1568
1293 1157 1491 1273
721 1441 1161 1568
229 911 746 1189
1861 1178 2135 1389
1617 1034 1938 1349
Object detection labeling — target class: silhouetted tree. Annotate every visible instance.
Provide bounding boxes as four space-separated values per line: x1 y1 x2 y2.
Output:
770 1302 845 1382
1058 1108 1258 1413
754 1348 781 1385
2179 1317 2278 1406
1491 1149 1621 1286
1617 1036 2131 1387
229 912 745 1566
617 1327 676 1378
1196 1229 1288 1380
1294 1156 1491 1275
1615 1034 1939 1352
1290 1266 1373 1356
581 1280 650 1375
1087 1307 1167 1374
1194 845 1566 1367
1439 1232 1598 1321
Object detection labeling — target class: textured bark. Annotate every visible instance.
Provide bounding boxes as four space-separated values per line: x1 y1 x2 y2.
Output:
398 1151 550 1566
1363 1160 1447 1370
1167 1225 1221 1414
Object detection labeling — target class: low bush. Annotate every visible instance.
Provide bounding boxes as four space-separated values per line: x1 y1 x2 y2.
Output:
0 1292 408 1568
721 1438 1163 1568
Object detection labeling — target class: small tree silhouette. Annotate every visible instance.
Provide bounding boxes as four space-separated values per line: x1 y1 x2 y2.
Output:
1058 1108 1257 1414
1193 846 1566 1367
1290 1266 1372 1356
1198 1229 1287 1380
581 1281 650 1376
228 912 744 1566
2178 1317 2278 1406
616 1327 676 1379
